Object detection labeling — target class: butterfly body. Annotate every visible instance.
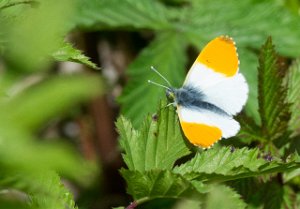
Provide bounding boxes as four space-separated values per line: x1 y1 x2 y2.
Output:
167 86 229 116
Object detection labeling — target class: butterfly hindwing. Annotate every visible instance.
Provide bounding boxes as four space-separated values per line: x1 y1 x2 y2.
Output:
177 106 240 148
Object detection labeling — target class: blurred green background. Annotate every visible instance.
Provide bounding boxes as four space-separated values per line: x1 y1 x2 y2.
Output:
1 0 300 208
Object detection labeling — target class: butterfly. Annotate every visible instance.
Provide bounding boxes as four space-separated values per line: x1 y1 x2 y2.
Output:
148 35 249 148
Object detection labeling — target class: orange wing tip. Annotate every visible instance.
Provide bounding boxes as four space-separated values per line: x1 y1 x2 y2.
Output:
219 35 234 44
219 35 240 65
193 138 222 149
180 122 222 148
196 35 239 77
197 140 220 149
220 35 240 66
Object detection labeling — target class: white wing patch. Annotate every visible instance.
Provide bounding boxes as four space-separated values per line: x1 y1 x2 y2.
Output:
178 107 240 138
202 73 248 115
183 63 248 116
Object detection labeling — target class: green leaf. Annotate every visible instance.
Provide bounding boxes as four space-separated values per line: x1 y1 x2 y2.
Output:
286 59 300 137
280 186 296 209
120 169 205 202
284 166 300 183
174 147 264 176
238 49 260 123
52 42 99 70
262 182 284 209
185 0 300 57
237 113 263 144
204 184 246 209
0 0 37 11
121 169 245 208
173 147 300 182
258 37 290 141
0 171 78 209
0 126 96 183
229 177 264 207
3 0 75 72
117 100 190 171
262 183 296 209
173 199 201 209
72 0 170 30
0 75 101 183
1 75 103 131
296 191 300 208
119 32 187 127
0 202 29 209
30 172 78 209
230 180 297 209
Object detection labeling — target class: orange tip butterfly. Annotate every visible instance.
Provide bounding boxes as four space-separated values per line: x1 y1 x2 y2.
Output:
148 35 249 149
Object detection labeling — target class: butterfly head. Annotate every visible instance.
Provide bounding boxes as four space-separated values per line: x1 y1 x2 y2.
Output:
166 88 175 101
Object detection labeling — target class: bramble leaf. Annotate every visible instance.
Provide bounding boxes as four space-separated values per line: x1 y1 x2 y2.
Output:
120 169 205 201
258 37 290 141
72 0 170 30
174 147 264 176
117 100 190 171
52 42 99 70
121 169 246 208
173 147 300 182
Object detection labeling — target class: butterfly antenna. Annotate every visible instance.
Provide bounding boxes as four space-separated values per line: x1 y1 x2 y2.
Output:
148 80 171 90
150 66 172 87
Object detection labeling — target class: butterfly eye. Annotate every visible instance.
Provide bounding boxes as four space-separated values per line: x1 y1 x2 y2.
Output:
166 89 175 101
